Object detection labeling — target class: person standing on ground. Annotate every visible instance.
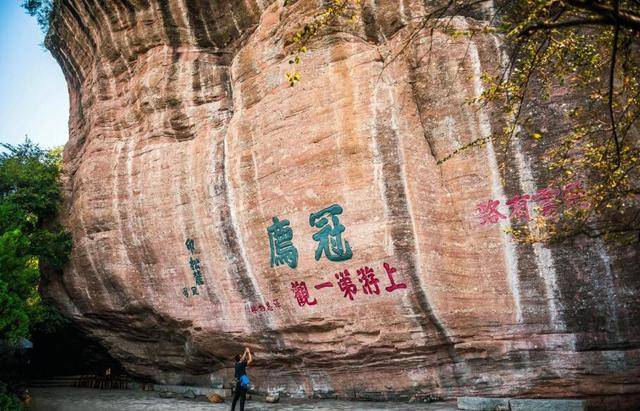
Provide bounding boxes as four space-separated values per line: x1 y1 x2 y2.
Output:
231 346 252 411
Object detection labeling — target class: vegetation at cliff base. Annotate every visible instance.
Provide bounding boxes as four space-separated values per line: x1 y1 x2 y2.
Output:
0 139 70 343
0 382 22 410
0 139 70 408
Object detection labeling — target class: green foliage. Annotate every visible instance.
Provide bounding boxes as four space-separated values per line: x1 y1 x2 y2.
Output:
21 0 54 34
0 382 21 411
0 139 71 344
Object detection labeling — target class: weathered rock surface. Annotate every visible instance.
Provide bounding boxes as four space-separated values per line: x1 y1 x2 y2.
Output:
509 399 586 411
44 0 639 403
457 397 510 411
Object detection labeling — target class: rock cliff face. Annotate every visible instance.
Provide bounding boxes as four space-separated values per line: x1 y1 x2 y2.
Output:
45 0 639 402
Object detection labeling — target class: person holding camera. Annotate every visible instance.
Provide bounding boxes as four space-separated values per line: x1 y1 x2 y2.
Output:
231 346 252 411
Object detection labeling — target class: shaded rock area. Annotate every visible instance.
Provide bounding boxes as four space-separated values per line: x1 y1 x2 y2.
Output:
43 0 639 404
28 322 123 378
2 322 125 408
1 322 122 384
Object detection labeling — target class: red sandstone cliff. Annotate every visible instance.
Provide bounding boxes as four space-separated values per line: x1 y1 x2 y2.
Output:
43 0 639 401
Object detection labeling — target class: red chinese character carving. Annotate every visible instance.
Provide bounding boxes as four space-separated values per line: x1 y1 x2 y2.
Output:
383 263 407 292
476 199 506 225
250 305 258 313
266 301 274 311
506 194 531 222
291 281 318 307
563 181 588 209
258 304 266 312
531 187 561 218
314 281 334 290
273 299 282 309
335 270 357 300
357 266 380 295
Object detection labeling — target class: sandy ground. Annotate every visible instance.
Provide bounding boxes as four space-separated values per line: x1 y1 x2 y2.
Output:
27 387 459 411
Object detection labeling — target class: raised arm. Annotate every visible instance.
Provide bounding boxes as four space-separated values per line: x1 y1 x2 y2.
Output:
245 347 253 365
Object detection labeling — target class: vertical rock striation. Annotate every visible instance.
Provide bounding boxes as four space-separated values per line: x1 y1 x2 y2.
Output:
44 0 639 402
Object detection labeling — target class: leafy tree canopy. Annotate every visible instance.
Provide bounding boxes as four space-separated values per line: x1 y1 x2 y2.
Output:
21 0 54 34
0 138 70 344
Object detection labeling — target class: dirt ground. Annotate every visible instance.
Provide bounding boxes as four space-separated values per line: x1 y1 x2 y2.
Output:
26 387 459 410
